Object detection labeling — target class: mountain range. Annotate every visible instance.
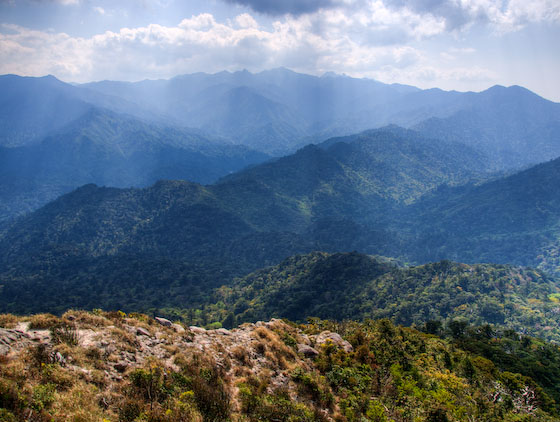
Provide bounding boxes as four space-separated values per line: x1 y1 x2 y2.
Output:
1 69 560 222
81 68 560 165
1 69 560 345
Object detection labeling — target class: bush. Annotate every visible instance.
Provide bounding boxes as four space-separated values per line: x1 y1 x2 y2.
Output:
31 383 56 411
50 323 79 346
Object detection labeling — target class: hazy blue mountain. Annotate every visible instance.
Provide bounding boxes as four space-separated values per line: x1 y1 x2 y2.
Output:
182 85 309 154
81 68 560 165
0 107 268 221
0 74 164 148
4 70 560 163
0 74 92 147
415 85 560 169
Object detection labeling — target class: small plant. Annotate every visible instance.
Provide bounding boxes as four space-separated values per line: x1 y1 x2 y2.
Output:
0 409 16 422
130 364 166 409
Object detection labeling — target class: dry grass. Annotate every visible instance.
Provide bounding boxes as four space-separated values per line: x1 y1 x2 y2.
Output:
231 345 251 366
51 382 114 422
109 327 138 352
40 363 75 389
62 310 110 329
0 313 19 328
27 313 61 329
253 326 296 362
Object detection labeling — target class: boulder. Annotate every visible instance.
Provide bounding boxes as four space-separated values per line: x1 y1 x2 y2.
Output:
315 331 353 353
155 317 173 327
297 344 320 358
136 327 151 337
189 326 206 335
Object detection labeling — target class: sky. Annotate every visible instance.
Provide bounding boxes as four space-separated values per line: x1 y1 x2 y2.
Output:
0 0 559 101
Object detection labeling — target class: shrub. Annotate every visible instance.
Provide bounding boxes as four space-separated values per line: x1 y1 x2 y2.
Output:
50 323 79 346
31 383 56 411
0 409 16 422
130 365 166 407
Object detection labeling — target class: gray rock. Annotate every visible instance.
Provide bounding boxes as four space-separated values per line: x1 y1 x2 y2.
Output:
298 334 311 345
189 326 206 334
0 328 32 355
171 323 185 333
136 327 151 337
297 344 320 358
316 331 353 353
155 317 173 327
215 328 232 336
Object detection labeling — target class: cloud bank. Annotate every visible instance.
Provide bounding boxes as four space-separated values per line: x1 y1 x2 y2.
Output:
0 0 558 91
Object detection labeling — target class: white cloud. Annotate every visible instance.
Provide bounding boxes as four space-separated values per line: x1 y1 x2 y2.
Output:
383 0 560 32
0 12 432 82
235 13 259 29
93 6 105 15
0 0 554 92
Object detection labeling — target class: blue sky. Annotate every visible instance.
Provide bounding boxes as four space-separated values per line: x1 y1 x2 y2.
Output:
1 0 559 101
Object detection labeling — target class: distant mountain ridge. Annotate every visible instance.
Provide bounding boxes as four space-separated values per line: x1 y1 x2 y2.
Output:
402 154 560 272
80 68 560 165
0 127 493 315
3 69 559 162
2 69 559 221
0 96 269 221
3 125 560 317
0 127 485 262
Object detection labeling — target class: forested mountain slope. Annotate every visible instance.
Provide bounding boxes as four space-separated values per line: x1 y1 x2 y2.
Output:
403 156 560 274
0 128 490 313
415 85 560 169
191 251 560 342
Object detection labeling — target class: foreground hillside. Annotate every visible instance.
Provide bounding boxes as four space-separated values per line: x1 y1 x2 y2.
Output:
0 311 559 421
